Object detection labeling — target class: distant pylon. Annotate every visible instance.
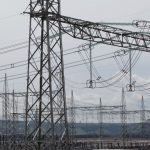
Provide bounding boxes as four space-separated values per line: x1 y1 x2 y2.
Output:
70 90 76 144
2 74 10 149
98 98 103 139
9 90 19 150
120 88 128 146
140 96 146 138
98 98 103 149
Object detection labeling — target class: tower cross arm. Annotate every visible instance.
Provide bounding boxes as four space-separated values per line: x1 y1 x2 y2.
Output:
50 14 150 52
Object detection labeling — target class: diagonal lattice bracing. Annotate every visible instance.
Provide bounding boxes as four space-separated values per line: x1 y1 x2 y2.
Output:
25 1 69 150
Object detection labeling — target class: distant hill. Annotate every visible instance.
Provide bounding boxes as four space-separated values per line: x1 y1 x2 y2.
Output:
0 120 149 138
73 122 150 138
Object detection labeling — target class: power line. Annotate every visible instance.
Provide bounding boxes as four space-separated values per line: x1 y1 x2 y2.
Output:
0 13 21 21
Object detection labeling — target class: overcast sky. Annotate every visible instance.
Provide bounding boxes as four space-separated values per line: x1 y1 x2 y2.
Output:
0 1 150 120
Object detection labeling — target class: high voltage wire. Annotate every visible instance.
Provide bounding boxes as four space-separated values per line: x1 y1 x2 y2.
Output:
78 46 134 88
0 54 125 82
0 31 147 89
0 42 121 71
87 51 145 89
0 53 116 72
0 13 21 21
0 39 131 88
0 48 146 89
0 34 148 89
96 52 142 88
0 52 145 91
73 37 149 90
0 51 148 90
95 41 145 89
0 49 130 88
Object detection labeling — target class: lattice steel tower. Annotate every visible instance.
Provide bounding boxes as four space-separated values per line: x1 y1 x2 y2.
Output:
2 74 10 150
98 98 103 149
68 90 76 150
70 90 76 143
98 98 103 140
25 0 69 150
8 90 19 150
120 88 128 146
140 96 146 138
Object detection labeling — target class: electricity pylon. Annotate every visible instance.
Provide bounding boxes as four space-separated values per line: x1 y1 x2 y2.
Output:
25 0 69 150
2 74 10 150
140 96 146 138
70 90 76 146
120 88 128 147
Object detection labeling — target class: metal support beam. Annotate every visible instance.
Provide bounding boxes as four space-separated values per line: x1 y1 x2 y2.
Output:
48 14 150 52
